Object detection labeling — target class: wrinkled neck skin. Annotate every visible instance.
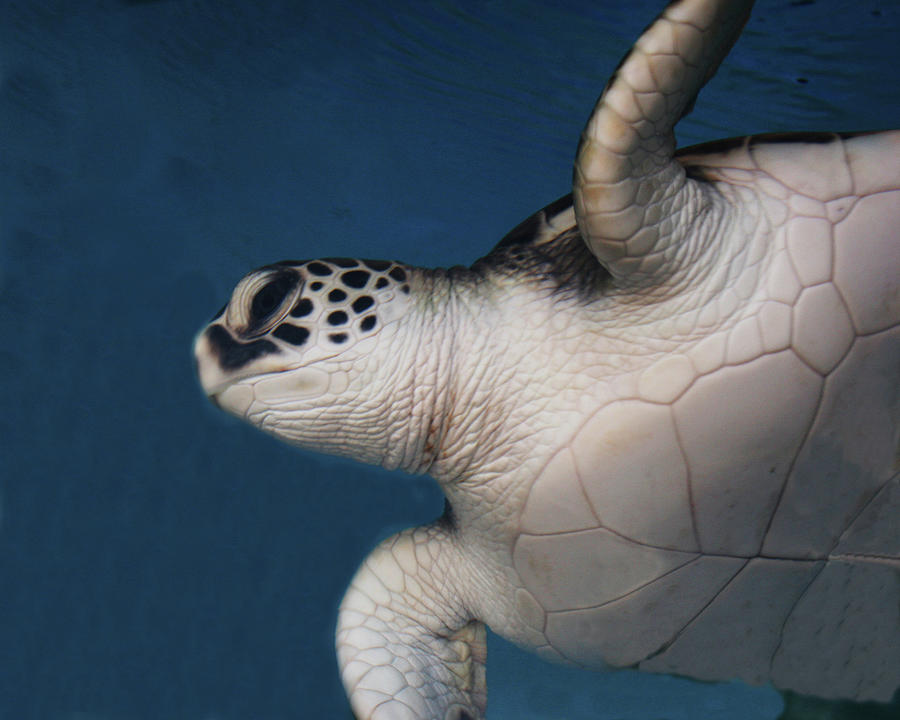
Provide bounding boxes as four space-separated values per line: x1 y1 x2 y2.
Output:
381 264 601 536
370 188 747 528
384 267 518 483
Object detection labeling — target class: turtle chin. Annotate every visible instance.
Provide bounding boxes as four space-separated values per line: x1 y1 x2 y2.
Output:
209 382 255 417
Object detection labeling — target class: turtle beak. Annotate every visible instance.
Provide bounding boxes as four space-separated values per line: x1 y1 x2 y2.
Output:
193 327 227 398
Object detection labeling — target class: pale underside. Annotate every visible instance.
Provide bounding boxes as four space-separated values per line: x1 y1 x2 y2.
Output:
514 130 900 702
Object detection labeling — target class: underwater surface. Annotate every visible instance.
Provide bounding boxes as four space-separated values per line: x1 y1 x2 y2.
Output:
1 1 898 718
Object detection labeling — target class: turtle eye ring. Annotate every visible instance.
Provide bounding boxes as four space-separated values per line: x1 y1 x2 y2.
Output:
227 269 301 337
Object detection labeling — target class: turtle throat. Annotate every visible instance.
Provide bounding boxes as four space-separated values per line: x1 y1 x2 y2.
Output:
386 267 511 490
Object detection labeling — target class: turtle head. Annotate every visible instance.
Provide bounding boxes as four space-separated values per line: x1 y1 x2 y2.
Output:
194 257 415 464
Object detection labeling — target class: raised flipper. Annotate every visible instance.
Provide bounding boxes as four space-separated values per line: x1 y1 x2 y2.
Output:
336 525 486 720
573 0 753 282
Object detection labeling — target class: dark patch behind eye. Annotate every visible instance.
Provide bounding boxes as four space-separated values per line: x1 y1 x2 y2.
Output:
351 296 374 313
272 323 310 346
360 315 376 331
375 277 388 289
363 259 391 271
388 267 407 282
323 257 358 268
306 261 333 276
327 310 348 326
290 297 314 318
341 270 370 288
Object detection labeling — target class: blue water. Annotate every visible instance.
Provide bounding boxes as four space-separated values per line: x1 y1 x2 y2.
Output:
1 1 898 719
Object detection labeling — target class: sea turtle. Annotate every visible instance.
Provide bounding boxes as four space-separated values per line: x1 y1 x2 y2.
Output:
193 0 900 717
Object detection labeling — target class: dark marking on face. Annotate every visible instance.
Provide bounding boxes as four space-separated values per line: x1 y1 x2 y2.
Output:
310 281 324 291
341 270 370 289
272 323 310 346
290 297 314 318
328 332 348 344
375 277 389 289
327 310 348 326
206 324 278 370
388 266 407 282
328 288 347 303
249 271 298 330
305 261 333 276
323 257 358 268
359 315 376 332
351 296 374 313
363 259 391 271
401 284 409 294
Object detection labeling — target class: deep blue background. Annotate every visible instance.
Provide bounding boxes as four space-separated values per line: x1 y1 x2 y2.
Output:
1 1 898 718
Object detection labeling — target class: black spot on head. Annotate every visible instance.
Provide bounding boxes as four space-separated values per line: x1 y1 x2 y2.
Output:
375 277 389 289
341 270 370 289
322 257 358 268
401 284 409 294
290 297 314 318
272 323 310 346
310 281 324 291
360 315 376 332
327 310 348 326
388 266 407 282
328 332 348 344
305 261 332 276
249 271 298 329
328 288 347 303
351 296 374 313
363 259 391 271
206 324 278 370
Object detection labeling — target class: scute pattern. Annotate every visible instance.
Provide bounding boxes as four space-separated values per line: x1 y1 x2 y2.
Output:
511 131 900 697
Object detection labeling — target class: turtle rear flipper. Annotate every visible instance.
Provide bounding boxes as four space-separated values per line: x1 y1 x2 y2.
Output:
574 0 753 283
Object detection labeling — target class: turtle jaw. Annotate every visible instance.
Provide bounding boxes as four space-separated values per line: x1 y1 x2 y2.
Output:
193 324 286 399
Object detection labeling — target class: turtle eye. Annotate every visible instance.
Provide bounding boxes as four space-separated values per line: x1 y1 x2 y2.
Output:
227 269 300 337
250 274 294 325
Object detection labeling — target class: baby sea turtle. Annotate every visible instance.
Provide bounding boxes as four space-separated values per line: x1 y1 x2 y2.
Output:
193 0 900 717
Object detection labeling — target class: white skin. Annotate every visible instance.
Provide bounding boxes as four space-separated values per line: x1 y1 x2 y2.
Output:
195 0 900 717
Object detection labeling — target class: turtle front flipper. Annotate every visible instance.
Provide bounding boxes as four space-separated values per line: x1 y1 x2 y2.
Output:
574 0 753 282
337 525 486 720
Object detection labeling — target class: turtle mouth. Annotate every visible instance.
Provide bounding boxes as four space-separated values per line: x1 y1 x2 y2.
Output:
193 326 290 397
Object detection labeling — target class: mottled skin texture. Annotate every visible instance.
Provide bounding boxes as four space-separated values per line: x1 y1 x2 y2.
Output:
193 1 900 718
